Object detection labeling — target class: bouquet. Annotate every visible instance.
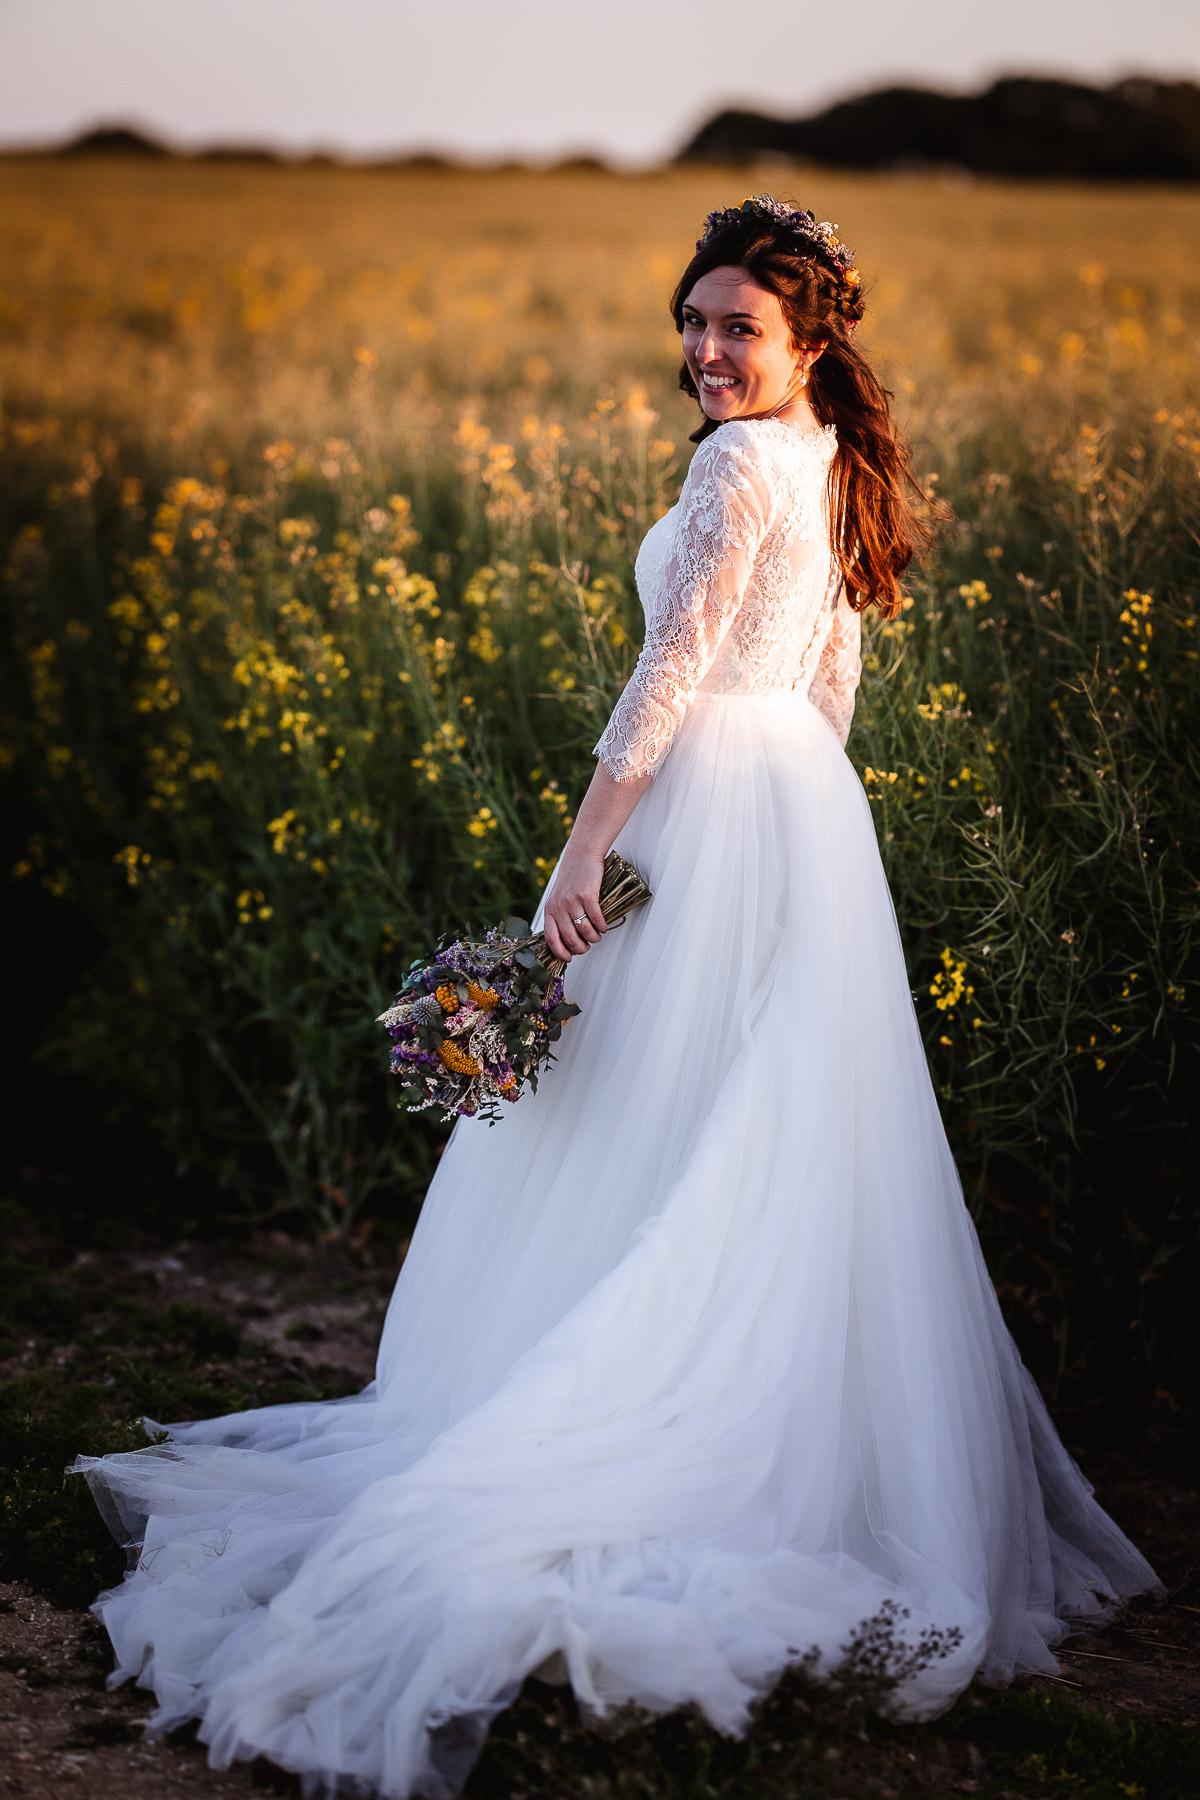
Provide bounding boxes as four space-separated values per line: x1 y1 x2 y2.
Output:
377 851 652 1123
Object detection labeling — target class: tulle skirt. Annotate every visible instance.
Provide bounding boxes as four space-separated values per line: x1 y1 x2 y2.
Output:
75 689 1159 1798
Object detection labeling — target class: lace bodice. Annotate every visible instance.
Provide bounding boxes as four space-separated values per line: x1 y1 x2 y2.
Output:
594 417 862 781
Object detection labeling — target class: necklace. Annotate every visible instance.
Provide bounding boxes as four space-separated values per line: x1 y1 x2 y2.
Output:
765 392 814 426
761 397 829 441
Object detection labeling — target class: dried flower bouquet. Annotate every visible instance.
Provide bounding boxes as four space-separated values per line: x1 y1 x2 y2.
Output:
378 851 651 1123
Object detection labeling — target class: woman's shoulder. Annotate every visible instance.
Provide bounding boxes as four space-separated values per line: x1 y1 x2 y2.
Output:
691 415 837 478
683 418 836 529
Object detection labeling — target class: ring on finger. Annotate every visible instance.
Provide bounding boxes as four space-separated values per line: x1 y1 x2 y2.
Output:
572 914 588 926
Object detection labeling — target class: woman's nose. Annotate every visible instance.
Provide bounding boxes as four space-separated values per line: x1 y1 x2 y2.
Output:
696 331 720 364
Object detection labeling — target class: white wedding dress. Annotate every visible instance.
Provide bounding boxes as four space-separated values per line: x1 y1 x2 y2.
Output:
76 417 1158 1798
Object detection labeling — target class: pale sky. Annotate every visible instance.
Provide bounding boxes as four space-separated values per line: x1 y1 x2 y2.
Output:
0 0 1196 166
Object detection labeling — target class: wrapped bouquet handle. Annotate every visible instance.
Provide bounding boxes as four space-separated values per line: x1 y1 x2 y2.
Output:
377 852 651 1123
533 850 654 980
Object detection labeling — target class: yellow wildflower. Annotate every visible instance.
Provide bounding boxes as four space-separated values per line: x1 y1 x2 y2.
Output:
115 845 151 887
929 947 972 1013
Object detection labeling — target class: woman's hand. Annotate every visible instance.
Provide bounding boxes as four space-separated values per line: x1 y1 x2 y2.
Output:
537 760 654 962
542 842 609 962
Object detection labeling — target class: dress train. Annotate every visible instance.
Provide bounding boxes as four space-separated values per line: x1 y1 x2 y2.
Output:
76 689 1159 1798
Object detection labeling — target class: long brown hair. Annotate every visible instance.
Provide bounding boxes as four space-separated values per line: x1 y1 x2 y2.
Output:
672 212 936 619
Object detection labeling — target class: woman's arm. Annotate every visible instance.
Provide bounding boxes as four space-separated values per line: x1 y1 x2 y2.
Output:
592 425 772 783
807 588 862 748
543 424 772 962
541 763 652 962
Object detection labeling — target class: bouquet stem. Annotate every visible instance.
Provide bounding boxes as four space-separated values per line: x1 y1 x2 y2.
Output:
532 850 653 980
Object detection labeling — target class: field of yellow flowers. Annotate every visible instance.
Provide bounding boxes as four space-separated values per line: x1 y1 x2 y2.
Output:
2 155 1198 1393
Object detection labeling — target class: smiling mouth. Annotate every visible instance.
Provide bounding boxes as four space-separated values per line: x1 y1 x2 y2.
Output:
699 373 739 391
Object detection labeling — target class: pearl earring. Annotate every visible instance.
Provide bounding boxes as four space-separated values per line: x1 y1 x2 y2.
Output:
798 370 808 387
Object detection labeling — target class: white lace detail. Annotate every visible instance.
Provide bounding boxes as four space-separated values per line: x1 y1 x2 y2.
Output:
805 584 862 749
594 418 862 779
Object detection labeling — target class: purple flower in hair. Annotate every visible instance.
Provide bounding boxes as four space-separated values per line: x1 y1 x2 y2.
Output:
698 194 860 293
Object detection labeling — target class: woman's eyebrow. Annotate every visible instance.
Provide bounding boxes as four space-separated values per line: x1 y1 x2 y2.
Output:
684 308 759 323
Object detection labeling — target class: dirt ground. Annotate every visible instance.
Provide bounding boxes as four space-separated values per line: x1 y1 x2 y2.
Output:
2 1235 1197 1799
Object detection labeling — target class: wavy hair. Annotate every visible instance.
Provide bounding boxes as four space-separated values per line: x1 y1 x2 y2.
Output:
672 214 938 619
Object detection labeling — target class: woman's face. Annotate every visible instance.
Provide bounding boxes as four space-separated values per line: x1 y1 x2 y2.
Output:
680 266 814 423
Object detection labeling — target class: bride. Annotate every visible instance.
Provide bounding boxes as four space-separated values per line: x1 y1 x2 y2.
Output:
75 195 1158 1798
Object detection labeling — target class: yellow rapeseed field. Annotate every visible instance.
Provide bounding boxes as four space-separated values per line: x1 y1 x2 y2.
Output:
1 156 1197 456
2 158 1197 1391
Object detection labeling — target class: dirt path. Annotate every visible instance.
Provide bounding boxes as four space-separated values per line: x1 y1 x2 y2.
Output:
2 1231 387 1798
0 1586 302 1797
2 1234 1196 1798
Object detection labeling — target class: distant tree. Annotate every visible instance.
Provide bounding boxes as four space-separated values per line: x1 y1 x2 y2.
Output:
196 146 281 164
58 125 171 158
679 78 1200 180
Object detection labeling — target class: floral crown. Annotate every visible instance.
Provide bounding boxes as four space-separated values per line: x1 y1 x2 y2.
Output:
697 194 862 319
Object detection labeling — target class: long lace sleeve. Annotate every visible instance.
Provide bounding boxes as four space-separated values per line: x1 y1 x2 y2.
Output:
807 584 862 748
593 426 774 782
